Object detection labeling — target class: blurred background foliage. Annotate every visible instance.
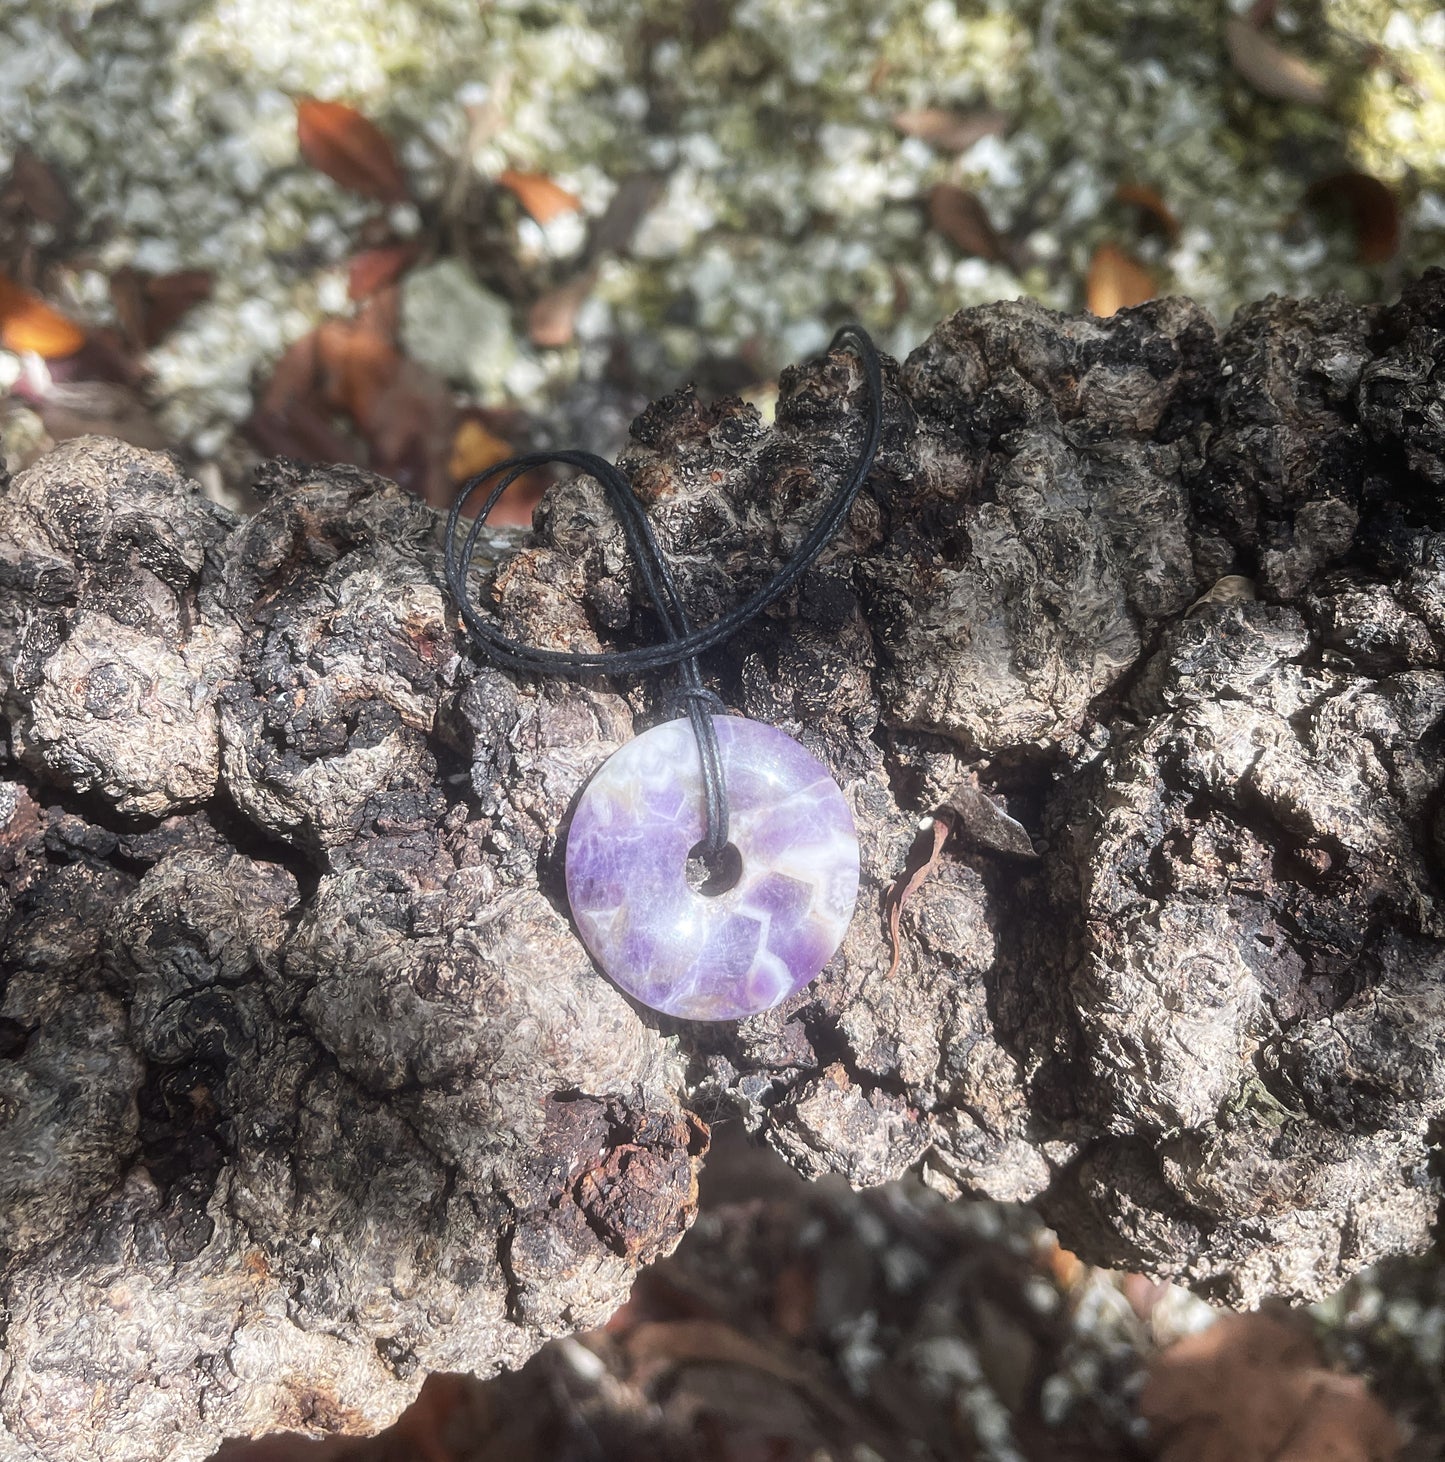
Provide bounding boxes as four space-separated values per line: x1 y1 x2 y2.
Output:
1 0 1442 516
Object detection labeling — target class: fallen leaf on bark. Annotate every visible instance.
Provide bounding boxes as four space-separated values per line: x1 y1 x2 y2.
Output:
1086 242 1155 316
1140 1312 1401 1462
249 294 458 507
884 813 953 979
1187 574 1256 615
1304 172 1400 264
940 780 1037 857
1224 16 1329 106
296 97 410 203
0 274 85 357
498 168 583 225
927 184 1004 260
1039 1237 1085 1291
892 106 1010 153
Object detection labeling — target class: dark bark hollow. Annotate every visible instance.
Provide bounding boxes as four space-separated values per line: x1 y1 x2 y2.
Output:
3 273 1444 1458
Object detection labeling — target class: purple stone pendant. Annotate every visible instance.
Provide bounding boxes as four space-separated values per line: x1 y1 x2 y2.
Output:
565 716 859 1020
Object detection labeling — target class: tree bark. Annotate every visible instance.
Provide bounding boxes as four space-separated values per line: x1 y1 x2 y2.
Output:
2 272 1444 1459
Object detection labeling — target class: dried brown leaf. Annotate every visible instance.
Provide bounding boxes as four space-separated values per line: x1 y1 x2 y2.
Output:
447 414 549 522
256 332 321 418
296 97 410 203
771 1263 816 1340
497 168 583 225
249 331 367 468
0 273 85 357
347 241 421 301
1114 181 1181 242
927 183 1004 261
314 315 401 434
364 356 457 508
884 814 952 979
2 146 72 227
1304 171 1400 265
1224 17 1329 106
892 106 1010 153
527 268 598 348
1141 1313 1401 1462
1187 574 1256 615
1086 242 1155 316
1040 1238 1085 1291
107 269 146 350
110 267 213 349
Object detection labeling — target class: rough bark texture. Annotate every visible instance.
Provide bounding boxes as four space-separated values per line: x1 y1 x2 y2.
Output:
3 272 1445 1459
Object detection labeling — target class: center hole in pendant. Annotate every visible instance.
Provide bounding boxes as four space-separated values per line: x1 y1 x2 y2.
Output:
685 840 743 897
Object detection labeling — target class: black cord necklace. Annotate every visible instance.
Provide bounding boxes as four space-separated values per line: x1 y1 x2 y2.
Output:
446 323 882 1021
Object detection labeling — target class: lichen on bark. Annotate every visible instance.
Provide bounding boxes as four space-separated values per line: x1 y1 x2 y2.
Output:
3 272 1445 1459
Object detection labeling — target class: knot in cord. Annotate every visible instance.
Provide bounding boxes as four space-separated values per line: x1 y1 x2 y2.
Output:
444 323 883 865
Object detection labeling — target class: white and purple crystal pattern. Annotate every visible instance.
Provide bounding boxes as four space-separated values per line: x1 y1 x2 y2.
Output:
565 717 859 1020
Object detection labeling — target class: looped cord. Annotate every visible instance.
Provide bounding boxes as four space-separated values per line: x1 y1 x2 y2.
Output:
445 322 882 862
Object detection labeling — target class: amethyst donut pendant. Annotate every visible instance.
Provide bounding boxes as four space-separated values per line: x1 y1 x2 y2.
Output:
565 716 859 1020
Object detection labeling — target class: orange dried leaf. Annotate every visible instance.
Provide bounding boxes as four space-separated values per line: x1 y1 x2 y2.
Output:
1114 181 1181 242
497 168 583 225
1304 172 1400 265
0 274 85 357
1224 16 1329 106
448 418 514 482
927 184 1004 261
1040 1238 1085 1291
1087 242 1155 316
892 106 1010 154
296 97 410 204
